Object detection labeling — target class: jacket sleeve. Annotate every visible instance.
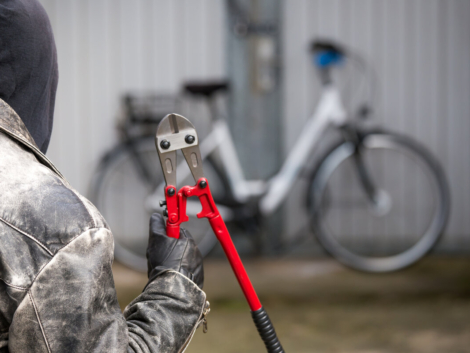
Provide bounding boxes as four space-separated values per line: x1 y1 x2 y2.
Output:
8 227 207 353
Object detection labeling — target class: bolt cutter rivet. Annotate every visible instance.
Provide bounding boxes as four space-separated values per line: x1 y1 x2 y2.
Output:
160 140 171 150
167 188 176 196
185 135 195 144
199 180 207 189
169 214 178 222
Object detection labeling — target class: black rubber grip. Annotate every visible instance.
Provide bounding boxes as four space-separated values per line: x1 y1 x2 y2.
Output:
251 307 285 353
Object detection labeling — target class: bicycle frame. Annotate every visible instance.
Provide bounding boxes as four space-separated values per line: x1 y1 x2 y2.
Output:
259 85 347 214
146 84 347 218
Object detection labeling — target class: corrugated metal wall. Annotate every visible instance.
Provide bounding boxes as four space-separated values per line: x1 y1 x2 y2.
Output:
38 0 469 251
283 0 470 251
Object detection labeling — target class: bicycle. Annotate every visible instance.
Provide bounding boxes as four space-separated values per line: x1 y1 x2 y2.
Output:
89 40 450 273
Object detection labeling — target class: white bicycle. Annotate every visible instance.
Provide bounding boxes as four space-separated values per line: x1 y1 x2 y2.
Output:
90 40 449 273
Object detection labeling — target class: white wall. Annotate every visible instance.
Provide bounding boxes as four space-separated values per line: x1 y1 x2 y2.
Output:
39 0 470 251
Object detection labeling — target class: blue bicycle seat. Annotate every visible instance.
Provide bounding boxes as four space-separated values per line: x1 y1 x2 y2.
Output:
314 51 343 68
310 40 345 68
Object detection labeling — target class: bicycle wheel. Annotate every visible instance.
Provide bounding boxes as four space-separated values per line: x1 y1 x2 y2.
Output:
308 130 450 272
89 137 224 272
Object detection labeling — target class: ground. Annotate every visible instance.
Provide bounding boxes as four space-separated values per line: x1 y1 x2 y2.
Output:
112 257 470 353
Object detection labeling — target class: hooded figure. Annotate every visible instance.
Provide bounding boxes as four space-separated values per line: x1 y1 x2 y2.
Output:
0 0 57 153
0 1 206 352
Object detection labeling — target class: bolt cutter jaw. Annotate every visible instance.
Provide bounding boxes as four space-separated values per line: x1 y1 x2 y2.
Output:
156 113 203 188
156 113 208 238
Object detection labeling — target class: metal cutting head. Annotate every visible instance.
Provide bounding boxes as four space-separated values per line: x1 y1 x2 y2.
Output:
155 113 204 187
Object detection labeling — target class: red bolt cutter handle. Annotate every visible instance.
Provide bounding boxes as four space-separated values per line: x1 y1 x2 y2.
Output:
164 178 262 311
164 178 284 352
208 216 262 310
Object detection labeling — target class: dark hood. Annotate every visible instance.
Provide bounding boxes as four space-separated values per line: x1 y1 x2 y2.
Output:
0 0 58 153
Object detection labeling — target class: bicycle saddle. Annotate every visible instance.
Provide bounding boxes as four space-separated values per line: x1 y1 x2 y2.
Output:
183 81 230 97
310 39 346 68
310 39 345 55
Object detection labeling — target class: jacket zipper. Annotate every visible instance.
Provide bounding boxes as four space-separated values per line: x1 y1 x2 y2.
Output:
180 300 211 353
200 300 211 333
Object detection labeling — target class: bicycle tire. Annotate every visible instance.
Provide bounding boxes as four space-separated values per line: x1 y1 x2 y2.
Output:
89 136 222 272
307 129 450 272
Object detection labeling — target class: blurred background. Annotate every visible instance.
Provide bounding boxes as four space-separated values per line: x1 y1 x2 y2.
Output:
39 1 469 352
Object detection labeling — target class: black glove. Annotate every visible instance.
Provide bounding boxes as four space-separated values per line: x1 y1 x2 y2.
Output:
147 213 204 289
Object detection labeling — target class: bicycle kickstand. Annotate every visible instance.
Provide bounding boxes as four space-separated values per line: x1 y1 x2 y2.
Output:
155 113 285 353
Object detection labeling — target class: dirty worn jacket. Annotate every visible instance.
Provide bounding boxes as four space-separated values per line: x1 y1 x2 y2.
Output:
0 98 207 352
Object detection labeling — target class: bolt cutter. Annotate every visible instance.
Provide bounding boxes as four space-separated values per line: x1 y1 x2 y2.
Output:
155 113 284 353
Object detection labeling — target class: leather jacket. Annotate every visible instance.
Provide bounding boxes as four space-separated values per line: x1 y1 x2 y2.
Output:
0 98 208 352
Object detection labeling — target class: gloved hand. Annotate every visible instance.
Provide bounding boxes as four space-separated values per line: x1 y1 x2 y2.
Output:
147 213 204 289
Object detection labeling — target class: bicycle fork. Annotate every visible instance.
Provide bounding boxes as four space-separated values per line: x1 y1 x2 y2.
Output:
344 126 391 216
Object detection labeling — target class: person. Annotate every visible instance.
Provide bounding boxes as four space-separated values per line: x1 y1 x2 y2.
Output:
0 1 207 352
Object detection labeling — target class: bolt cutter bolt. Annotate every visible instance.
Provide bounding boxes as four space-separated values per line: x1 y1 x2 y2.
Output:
159 200 167 207
167 188 176 196
160 140 170 150
199 180 207 189
185 135 195 144
163 209 168 217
